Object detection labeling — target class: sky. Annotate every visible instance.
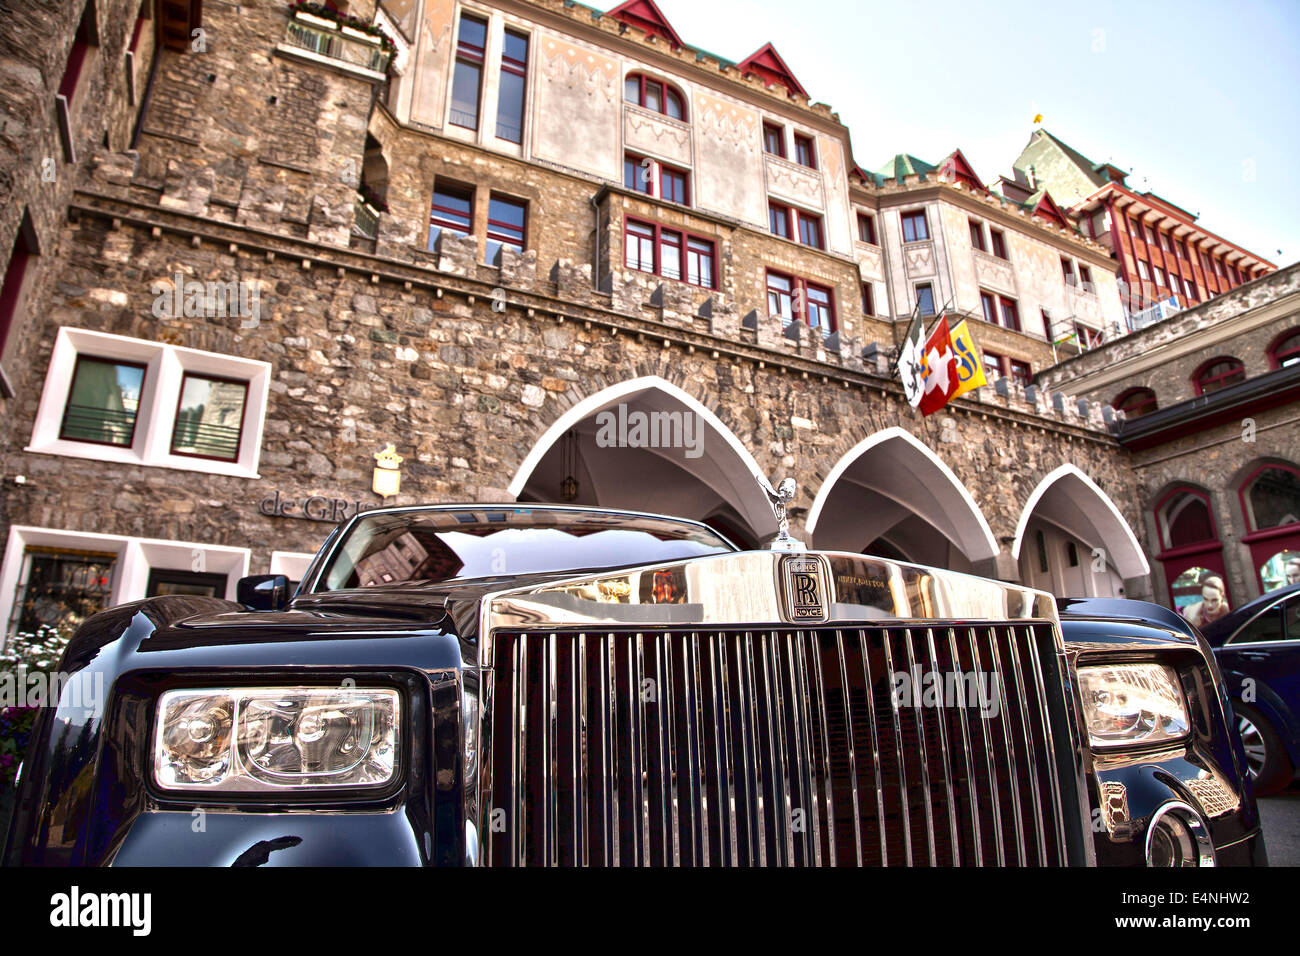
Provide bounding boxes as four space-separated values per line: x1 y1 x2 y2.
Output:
634 0 1300 266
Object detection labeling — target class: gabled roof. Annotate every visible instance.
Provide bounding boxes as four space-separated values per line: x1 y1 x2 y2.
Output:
606 0 685 49
736 43 808 97
938 149 987 193
1027 189 1072 229
875 154 936 183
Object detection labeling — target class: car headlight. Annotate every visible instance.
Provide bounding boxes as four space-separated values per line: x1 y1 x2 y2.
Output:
1077 663 1189 748
154 687 399 792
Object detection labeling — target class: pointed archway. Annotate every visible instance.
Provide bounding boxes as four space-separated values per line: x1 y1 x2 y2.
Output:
1012 464 1148 597
805 427 999 571
509 376 775 546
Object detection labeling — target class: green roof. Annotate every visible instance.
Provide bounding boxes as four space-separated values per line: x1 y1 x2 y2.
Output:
874 154 936 183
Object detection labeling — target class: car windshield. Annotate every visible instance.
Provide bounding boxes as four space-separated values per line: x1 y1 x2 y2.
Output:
316 507 735 590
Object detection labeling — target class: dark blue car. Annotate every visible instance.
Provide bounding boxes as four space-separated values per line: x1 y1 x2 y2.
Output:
1203 581 1300 795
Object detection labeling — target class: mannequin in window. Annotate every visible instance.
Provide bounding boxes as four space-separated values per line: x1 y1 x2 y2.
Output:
1182 573 1230 627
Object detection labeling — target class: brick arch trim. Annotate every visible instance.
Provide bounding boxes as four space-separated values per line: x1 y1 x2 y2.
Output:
505 373 777 535
804 426 999 561
1012 464 1149 578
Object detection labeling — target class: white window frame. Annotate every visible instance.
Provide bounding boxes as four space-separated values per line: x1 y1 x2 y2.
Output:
0 525 250 645
270 551 317 583
26 327 271 478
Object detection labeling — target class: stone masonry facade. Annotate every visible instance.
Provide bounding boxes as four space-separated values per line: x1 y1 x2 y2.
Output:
12 0 1297 635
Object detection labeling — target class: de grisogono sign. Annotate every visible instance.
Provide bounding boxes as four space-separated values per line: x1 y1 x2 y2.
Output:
259 490 381 523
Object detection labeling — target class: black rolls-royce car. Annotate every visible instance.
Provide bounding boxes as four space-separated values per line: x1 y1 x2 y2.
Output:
2 504 1266 866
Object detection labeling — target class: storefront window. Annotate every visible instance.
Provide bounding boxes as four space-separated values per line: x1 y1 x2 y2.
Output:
1258 549 1300 594
145 568 229 598
1170 566 1231 627
1240 464 1300 592
9 547 116 635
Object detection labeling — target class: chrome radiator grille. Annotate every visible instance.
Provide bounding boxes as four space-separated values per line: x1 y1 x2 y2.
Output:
481 623 1082 866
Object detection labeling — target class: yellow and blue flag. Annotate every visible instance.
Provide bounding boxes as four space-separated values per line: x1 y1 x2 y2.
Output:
949 319 987 399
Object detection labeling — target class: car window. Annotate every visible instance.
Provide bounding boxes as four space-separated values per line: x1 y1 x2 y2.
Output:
318 509 734 590
1229 604 1285 644
1287 598 1300 641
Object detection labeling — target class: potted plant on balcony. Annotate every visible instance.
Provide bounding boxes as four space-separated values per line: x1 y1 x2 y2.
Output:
289 1 397 54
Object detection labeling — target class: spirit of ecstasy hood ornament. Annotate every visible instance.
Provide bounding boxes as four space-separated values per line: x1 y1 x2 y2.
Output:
754 475 805 551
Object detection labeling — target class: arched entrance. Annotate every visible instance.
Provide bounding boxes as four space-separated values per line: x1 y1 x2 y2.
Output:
508 376 775 548
1151 484 1231 617
1013 465 1148 598
1238 460 1300 594
805 427 998 572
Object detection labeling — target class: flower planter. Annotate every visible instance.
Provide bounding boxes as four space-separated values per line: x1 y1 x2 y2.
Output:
341 25 382 46
293 10 339 31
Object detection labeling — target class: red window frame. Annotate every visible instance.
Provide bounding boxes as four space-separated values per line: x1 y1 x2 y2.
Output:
1155 487 1220 551
793 134 816 169
624 217 716 289
624 72 686 121
450 13 488 131
982 349 1006 380
766 269 836 334
989 228 1007 259
428 181 474 247
1236 463 1300 592
857 213 877 245
796 211 824 249
1239 463 1300 533
170 371 250 463
979 290 996 324
1079 264 1092 288
486 193 527 255
1193 356 1246 395
1185 278 1198 302
1061 257 1075 282
969 219 986 252
495 29 530 144
901 210 929 243
914 282 935 317
625 219 655 273
58 354 148 448
861 282 875 316
998 295 1021 332
685 236 716 288
624 152 690 205
1114 387 1158 418
1074 322 1103 349
768 201 791 239
762 122 785 158
1268 329 1300 369
1009 359 1032 387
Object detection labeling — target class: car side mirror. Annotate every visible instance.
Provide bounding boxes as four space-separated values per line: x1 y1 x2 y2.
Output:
237 574 291 611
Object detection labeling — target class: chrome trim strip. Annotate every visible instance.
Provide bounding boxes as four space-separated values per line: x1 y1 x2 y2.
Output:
965 626 1006 866
903 628 938 866
986 626 1028 866
880 629 913 866
945 626 983 866
859 628 890 866
1025 625 1069 865
924 626 962 865
1006 626 1048 866
835 629 864 866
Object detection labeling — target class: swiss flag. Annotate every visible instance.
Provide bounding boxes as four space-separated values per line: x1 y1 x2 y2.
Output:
917 317 960 416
